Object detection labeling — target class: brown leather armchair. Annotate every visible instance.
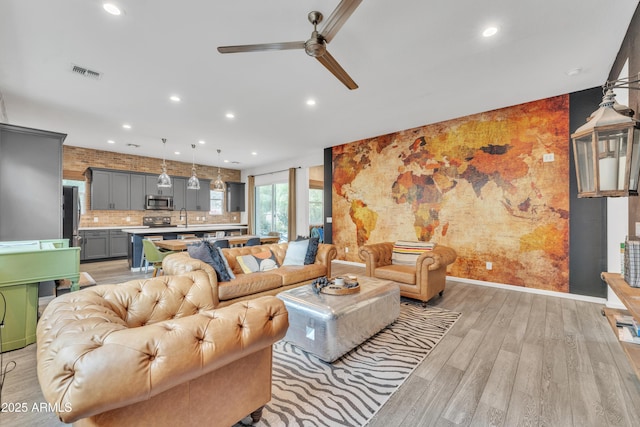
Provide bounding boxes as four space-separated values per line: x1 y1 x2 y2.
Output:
37 270 289 426
359 242 457 305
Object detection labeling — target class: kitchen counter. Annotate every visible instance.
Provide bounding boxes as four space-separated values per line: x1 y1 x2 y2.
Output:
125 224 249 271
80 226 143 231
122 224 248 234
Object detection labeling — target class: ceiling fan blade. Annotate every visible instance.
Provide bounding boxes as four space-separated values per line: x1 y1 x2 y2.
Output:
316 51 358 90
319 0 363 43
218 41 305 54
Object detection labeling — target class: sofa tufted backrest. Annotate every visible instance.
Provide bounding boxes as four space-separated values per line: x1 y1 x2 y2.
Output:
49 270 217 328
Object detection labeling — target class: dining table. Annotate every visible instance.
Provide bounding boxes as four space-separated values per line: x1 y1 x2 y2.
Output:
154 235 280 251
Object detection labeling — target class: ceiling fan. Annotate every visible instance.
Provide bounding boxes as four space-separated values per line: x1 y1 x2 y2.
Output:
217 0 363 90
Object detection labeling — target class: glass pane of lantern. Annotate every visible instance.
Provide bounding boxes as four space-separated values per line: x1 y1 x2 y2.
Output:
630 128 640 192
575 135 594 192
596 130 627 191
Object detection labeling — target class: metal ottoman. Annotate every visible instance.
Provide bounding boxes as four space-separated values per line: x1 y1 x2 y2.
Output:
277 276 400 362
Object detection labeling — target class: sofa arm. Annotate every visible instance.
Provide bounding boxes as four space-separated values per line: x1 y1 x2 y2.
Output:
163 252 220 305
315 243 338 278
416 245 457 271
37 296 288 423
359 242 394 276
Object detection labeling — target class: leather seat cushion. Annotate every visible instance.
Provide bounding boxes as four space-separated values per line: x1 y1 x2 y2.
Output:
218 273 283 300
374 264 416 285
270 264 327 286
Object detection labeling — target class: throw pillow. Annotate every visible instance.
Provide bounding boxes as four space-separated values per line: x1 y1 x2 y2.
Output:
391 240 436 265
236 250 279 274
187 242 215 265
187 242 232 282
282 239 309 266
304 237 320 265
216 247 236 280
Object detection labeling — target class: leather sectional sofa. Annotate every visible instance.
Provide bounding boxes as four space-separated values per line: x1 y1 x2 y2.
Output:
162 241 338 308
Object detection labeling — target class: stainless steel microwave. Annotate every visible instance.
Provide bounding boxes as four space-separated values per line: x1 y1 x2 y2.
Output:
145 195 174 210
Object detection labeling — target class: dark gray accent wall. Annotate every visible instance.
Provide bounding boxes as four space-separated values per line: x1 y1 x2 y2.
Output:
323 147 332 244
568 88 608 298
0 123 66 241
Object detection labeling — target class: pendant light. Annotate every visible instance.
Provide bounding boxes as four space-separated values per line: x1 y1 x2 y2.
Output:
187 144 200 190
157 138 172 188
213 149 225 192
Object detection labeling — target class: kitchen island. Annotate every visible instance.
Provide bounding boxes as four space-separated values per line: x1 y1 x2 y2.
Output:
123 224 249 271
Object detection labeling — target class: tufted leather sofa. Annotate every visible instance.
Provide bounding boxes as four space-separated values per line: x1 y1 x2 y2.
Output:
359 242 457 305
162 242 338 308
36 270 289 426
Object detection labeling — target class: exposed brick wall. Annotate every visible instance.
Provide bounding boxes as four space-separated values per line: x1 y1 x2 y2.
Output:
63 146 242 228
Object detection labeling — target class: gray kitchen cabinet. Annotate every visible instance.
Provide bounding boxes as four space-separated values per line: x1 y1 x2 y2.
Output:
145 174 173 196
173 177 186 210
186 179 211 211
0 124 65 240
109 230 128 257
130 173 146 210
90 169 131 210
83 230 109 260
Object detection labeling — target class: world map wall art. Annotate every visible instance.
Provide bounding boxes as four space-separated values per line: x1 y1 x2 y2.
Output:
332 95 570 292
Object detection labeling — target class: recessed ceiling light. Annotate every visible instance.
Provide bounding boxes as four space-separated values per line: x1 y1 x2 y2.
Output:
225 112 235 119
122 123 131 129
198 140 206 145
107 139 115 144
251 151 257 156
482 26 498 37
224 159 230 163
103 3 122 16
169 95 181 102
306 99 317 106
174 151 181 155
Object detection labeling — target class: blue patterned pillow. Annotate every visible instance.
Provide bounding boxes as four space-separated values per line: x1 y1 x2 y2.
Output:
216 247 235 280
305 237 320 265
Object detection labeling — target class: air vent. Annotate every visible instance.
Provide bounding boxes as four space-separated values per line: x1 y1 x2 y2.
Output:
71 64 102 80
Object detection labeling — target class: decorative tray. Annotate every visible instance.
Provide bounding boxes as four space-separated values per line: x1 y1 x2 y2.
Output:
320 277 360 295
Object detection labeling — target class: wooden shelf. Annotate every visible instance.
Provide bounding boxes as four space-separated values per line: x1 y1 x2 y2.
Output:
600 272 640 379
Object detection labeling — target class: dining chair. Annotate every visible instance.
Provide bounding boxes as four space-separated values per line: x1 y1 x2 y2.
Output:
213 239 230 249
245 237 261 246
142 239 176 277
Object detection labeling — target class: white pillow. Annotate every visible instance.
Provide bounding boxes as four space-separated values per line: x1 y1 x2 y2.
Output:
282 239 310 266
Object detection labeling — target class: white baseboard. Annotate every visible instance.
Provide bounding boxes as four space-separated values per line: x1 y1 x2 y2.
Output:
333 260 607 305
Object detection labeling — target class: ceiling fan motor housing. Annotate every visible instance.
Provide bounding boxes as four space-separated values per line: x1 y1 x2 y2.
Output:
305 34 326 57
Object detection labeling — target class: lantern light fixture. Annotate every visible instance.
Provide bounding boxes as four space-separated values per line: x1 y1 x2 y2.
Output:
571 74 640 198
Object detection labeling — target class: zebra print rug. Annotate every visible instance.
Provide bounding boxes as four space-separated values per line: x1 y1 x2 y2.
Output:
253 300 460 427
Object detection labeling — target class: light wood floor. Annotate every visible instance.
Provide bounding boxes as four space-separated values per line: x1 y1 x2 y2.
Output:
2 260 640 426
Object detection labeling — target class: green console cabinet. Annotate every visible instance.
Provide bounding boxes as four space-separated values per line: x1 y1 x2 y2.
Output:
0 239 80 352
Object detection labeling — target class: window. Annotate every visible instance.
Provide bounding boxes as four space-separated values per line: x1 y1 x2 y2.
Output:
210 190 224 215
62 179 86 214
309 188 323 225
256 183 288 240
